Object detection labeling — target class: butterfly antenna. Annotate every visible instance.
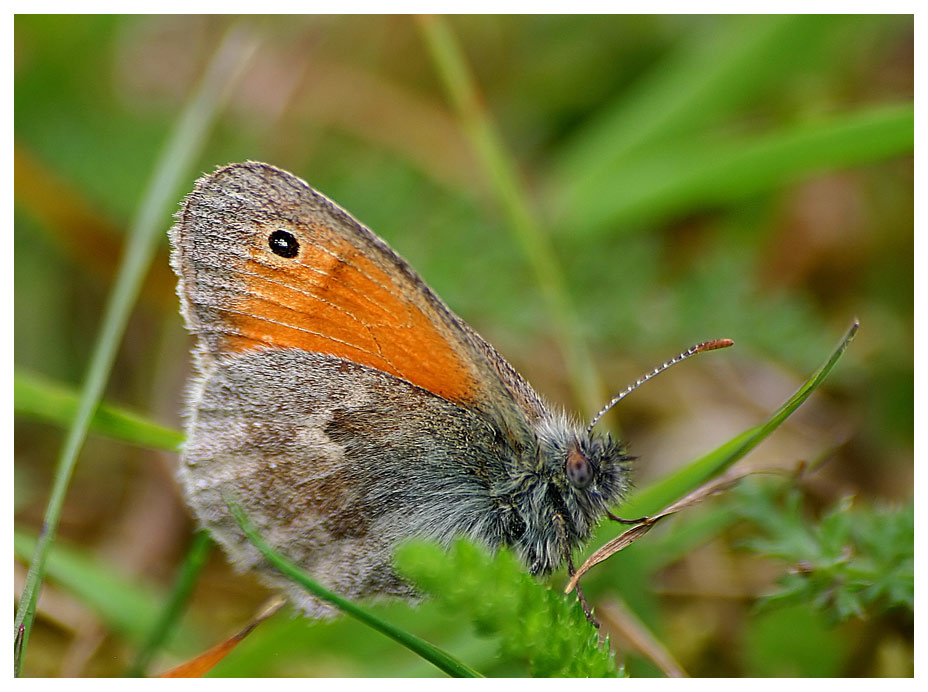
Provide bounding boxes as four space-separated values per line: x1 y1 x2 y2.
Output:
586 338 734 434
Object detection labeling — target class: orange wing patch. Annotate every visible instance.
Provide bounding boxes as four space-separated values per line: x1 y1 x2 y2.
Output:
222 221 478 405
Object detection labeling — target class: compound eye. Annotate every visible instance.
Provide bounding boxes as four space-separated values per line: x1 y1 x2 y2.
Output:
566 444 593 488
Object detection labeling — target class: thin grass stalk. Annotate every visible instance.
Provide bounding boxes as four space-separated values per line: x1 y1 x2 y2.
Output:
229 502 483 678
128 531 213 677
13 24 261 676
621 320 859 518
415 15 604 421
14 370 185 451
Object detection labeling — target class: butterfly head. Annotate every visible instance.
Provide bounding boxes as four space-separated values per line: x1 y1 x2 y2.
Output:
506 412 632 575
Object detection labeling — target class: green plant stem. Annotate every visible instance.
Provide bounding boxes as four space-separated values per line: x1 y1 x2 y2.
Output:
12 25 260 676
128 532 213 677
229 502 482 678
415 15 604 420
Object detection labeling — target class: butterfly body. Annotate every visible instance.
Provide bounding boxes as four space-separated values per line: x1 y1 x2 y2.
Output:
170 162 631 616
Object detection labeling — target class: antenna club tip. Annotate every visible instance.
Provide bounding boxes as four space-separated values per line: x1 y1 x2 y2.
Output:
697 338 735 353
587 336 735 433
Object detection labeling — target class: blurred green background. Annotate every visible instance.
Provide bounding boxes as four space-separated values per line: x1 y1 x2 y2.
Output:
14 15 912 677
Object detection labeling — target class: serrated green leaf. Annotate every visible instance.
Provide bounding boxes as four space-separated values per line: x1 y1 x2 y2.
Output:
395 539 619 677
228 501 482 678
736 480 913 623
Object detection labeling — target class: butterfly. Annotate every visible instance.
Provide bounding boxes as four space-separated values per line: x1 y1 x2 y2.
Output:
170 161 725 620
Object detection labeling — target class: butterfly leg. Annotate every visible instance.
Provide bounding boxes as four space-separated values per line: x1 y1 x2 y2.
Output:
553 513 599 628
606 509 649 525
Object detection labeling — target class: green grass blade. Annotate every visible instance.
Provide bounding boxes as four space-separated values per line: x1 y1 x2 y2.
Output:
557 104 913 237
415 15 604 420
621 320 859 518
128 531 213 677
13 25 260 676
13 530 201 652
229 502 483 678
15 370 184 451
555 15 835 184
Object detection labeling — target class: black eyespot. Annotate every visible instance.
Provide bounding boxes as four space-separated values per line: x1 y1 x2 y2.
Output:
268 229 299 258
566 445 593 489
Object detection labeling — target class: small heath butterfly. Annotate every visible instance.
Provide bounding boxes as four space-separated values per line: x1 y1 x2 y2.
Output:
169 162 728 619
